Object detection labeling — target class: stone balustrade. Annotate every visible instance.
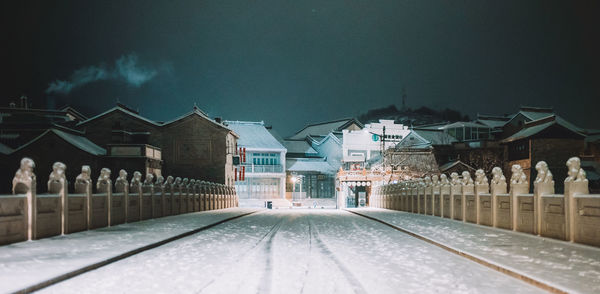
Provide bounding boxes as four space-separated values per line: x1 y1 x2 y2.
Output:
0 158 239 246
370 157 600 248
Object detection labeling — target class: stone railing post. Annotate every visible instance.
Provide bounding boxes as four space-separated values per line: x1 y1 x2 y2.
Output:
474 169 489 224
131 171 143 220
96 168 112 226
75 165 92 230
475 183 489 224
13 157 37 240
155 176 165 216
143 174 155 218
490 167 507 227
48 162 67 235
441 181 451 218
432 175 440 216
509 164 529 231
115 170 129 222
461 171 474 223
173 177 182 214
564 157 589 242
533 161 555 236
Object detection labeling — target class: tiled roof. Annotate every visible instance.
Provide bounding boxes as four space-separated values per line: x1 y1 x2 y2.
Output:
289 118 362 140
286 158 336 174
501 115 585 143
13 128 106 156
283 140 318 155
224 121 285 151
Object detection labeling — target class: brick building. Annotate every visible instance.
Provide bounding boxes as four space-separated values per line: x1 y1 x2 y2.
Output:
0 128 106 192
77 104 238 185
501 115 585 192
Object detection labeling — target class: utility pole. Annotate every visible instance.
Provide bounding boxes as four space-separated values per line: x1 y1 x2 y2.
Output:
381 126 386 168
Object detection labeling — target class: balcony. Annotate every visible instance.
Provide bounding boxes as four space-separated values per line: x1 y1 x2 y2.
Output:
107 144 162 160
242 164 284 173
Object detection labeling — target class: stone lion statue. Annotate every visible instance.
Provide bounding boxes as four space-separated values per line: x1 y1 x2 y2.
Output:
424 176 432 187
174 177 182 187
450 172 460 186
13 157 36 194
474 169 488 185
166 176 174 186
491 167 506 185
431 175 440 186
114 169 128 192
440 174 450 185
510 164 528 185
155 176 165 187
130 171 142 188
96 168 111 191
76 165 91 184
182 178 189 188
49 162 66 182
143 174 154 186
48 162 67 192
565 157 587 183
461 171 474 186
534 161 554 184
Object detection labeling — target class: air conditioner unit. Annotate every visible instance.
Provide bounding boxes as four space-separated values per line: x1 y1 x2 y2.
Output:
232 155 241 166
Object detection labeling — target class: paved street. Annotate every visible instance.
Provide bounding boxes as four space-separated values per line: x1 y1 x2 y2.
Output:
41 209 542 294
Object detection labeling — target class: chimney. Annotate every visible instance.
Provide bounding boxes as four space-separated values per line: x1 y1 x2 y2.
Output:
20 95 28 109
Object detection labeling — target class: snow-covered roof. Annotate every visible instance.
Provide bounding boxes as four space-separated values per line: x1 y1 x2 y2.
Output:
438 121 488 129
396 131 433 149
286 158 336 174
283 140 318 155
477 119 508 129
0 142 13 155
289 118 362 140
501 115 585 143
13 128 106 156
224 121 285 151
162 108 234 134
412 129 456 145
439 160 475 173
77 106 161 127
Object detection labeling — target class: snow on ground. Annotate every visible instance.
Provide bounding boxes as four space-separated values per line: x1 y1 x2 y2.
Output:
41 210 542 294
0 208 257 294
349 208 600 294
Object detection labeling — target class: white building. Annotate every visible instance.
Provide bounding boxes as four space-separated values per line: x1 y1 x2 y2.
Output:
224 121 287 199
342 119 411 169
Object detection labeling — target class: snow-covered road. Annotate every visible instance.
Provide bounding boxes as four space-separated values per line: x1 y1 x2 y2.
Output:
40 209 542 293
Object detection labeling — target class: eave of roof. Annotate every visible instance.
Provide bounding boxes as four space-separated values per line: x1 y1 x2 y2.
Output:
12 128 106 156
501 115 585 143
76 106 160 127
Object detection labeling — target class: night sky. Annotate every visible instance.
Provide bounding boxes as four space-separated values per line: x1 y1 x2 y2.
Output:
4 1 599 136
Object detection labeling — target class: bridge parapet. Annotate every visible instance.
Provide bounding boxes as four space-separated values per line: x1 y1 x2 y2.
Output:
370 156 600 248
0 158 238 246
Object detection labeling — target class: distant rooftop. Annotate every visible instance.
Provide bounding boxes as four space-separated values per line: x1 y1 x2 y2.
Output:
288 118 363 140
501 115 585 143
224 121 285 151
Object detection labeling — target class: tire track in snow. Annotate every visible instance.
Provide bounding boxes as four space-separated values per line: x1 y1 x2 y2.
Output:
196 214 284 294
307 219 368 294
346 209 568 294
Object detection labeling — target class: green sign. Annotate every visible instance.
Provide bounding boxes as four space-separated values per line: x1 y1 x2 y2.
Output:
372 134 379 142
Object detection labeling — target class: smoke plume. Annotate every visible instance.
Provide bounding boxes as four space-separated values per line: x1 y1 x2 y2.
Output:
46 53 159 95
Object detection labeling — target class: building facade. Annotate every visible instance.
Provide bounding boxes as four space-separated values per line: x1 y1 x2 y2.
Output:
225 121 286 199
